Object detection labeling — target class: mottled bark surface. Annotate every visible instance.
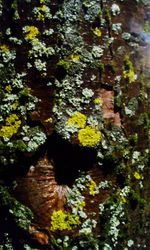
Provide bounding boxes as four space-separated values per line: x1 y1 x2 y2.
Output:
0 0 149 249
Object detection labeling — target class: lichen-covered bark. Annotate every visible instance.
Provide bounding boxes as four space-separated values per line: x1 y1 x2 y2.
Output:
0 0 149 249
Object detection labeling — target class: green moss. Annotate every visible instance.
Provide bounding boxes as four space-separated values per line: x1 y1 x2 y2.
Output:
143 21 150 32
99 62 105 74
98 9 103 24
107 63 116 74
129 189 146 208
105 9 111 23
57 59 70 70
0 185 33 231
129 133 139 145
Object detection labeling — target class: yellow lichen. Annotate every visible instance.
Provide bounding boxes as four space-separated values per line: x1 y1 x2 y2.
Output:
25 26 39 40
123 70 136 84
78 126 101 147
40 5 47 12
33 3 48 21
134 171 141 180
94 97 103 105
44 117 53 123
50 210 80 231
123 57 136 84
11 101 19 110
119 195 127 203
0 44 9 53
86 179 97 196
70 54 80 62
0 114 21 139
67 112 87 129
37 5 47 21
93 27 102 37
76 200 86 210
5 85 12 93
37 12 45 21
